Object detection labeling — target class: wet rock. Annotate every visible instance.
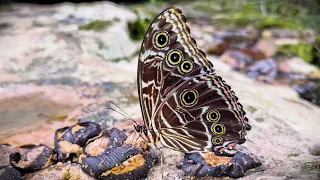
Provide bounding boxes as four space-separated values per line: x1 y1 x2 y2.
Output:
0 83 112 148
176 152 261 178
0 86 78 140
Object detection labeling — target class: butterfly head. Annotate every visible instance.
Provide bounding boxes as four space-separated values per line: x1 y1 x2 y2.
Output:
134 124 152 142
134 124 146 135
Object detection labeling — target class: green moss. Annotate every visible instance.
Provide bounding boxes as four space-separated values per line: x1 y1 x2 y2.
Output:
277 37 320 69
218 11 301 29
192 0 316 31
128 17 152 40
255 16 301 29
111 57 126 63
214 16 301 30
310 36 320 68
287 153 299 157
277 43 313 63
78 20 112 31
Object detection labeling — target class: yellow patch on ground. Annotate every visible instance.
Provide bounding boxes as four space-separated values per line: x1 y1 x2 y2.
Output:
200 152 232 166
102 154 145 176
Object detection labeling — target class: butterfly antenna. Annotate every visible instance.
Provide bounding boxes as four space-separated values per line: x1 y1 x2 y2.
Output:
108 101 140 126
93 77 138 125
109 101 134 119
106 107 139 126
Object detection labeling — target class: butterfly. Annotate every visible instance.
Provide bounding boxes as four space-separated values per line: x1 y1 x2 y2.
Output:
135 7 251 153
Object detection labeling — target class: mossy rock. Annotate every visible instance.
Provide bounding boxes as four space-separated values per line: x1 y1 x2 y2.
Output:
277 43 313 63
311 36 320 68
192 0 319 32
277 37 320 68
255 16 301 29
78 20 113 31
128 18 152 41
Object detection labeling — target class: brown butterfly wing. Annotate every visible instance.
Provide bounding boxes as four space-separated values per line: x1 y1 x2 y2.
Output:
138 7 213 128
137 7 250 152
153 74 250 152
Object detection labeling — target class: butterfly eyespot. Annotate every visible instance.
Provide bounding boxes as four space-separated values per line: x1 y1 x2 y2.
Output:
180 89 198 107
207 110 220 122
212 137 223 145
211 123 225 135
167 50 182 66
179 60 193 73
154 31 169 48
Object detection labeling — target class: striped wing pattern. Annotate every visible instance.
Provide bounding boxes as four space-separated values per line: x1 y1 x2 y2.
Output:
137 7 251 152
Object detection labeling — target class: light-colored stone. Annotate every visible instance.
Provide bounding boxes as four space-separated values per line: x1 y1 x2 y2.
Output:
0 2 138 85
26 163 95 180
253 39 276 58
279 57 318 75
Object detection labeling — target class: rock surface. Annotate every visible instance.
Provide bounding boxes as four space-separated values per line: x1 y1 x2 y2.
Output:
0 2 320 180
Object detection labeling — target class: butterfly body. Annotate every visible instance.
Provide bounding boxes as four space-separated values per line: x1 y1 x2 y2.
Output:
137 7 250 153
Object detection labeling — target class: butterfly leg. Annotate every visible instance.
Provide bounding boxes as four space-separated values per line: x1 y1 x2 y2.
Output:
160 149 164 166
123 131 142 155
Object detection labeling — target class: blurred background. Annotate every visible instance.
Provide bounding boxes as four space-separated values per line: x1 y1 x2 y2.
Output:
0 0 320 178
